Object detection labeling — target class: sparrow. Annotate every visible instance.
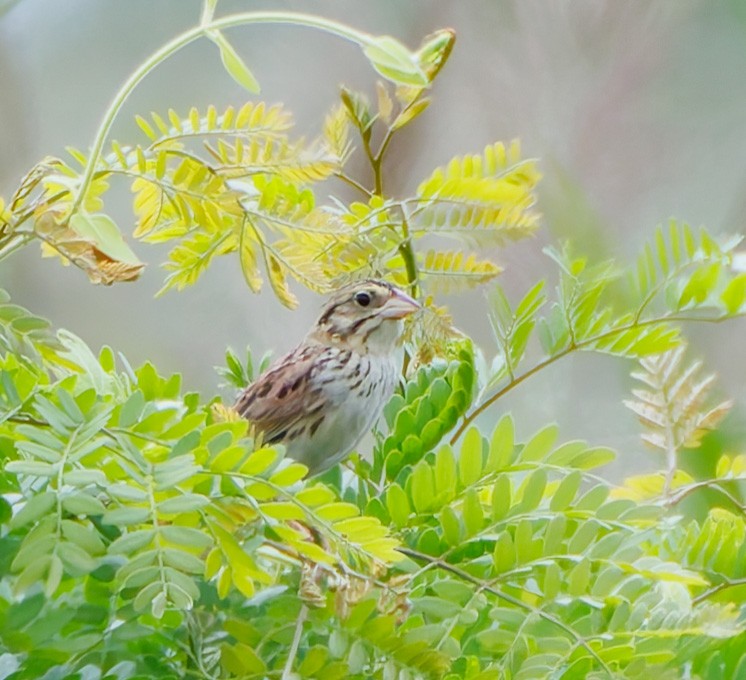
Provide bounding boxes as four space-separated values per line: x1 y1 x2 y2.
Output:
234 280 419 474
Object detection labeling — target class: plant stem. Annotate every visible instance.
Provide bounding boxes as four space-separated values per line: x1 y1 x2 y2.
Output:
281 604 307 679
450 346 573 443
450 311 746 444
693 577 746 605
72 11 383 214
334 172 372 198
398 547 613 678
0 232 34 262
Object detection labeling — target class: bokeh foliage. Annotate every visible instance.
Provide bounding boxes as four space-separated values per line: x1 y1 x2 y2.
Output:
2 4 746 679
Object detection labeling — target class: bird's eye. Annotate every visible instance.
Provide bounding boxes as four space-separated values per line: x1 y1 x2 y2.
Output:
354 291 371 307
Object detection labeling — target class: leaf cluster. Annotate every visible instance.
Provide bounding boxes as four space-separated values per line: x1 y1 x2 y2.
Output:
2 5 746 679
1 31 538 353
0 318 403 677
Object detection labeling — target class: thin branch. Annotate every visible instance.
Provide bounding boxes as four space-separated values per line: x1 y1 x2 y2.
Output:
451 311 746 445
281 604 308 680
4 413 50 427
334 171 372 198
72 11 384 213
0 232 35 262
398 547 613 679
450 346 573 444
398 214 419 299
693 577 746 605
666 478 746 513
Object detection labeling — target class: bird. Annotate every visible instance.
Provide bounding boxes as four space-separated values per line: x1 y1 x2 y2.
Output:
234 280 420 475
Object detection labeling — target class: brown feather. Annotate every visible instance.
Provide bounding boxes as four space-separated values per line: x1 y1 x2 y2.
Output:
234 344 330 445
233 280 419 473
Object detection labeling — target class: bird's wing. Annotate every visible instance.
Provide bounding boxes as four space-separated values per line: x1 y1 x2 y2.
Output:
233 344 329 445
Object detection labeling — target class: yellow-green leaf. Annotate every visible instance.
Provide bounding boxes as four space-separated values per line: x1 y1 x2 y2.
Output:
210 30 260 94
363 35 428 87
69 213 142 265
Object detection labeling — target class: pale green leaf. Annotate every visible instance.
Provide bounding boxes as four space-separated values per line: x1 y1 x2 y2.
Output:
210 30 260 93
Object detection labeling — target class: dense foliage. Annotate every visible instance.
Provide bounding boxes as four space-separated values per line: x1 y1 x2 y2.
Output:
2 5 746 679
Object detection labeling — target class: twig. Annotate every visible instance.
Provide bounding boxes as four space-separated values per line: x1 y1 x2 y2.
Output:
334 172 372 197
398 547 614 679
693 577 746 605
281 604 308 679
451 311 746 445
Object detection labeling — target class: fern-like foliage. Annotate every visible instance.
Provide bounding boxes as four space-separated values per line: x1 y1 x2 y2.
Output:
4 10 746 677
114 104 349 300
417 250 502 294
3 289 746 678
363 413 743 678
453 226 746 444
375 339 477 480
625 345 732 453
2 103 541 317
0 309 399 621
0 289 61 364
413 140 541 243
633 219 744 317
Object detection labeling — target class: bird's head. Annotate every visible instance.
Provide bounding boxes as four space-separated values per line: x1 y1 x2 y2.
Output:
308 280 420 355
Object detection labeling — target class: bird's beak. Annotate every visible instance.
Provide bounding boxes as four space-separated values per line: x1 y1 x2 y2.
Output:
380 289 420 319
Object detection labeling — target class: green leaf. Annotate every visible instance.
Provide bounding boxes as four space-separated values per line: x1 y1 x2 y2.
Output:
109 529 155 555
102 507 150 526
391 98 430 131
549 471 581 511
261 501 305 520
62 492 106 516
386 483 410 528
210 30 260 93
5 461 57 477
493 531 515 573
434 445 457 497
10 492 56 528
60 519 105 555
439 505 462 545
160 525 213 549
58 541 99 574
409 461 435 514
119 390 145 427
571 446 616 470
64 469 107 486
158 493 210 514
568 557 591 596
363 35 428 87
720 272 746 313
269 462 308 486
491 474 511 521
518 424 558 463
678 262 721 308
486 415 515 471
516 468 547 512
162 548 203 574
221 642 267 675
69 213 142 265
240 446 277 475
133 581 164 613
459 428 483 486
462 488 484 537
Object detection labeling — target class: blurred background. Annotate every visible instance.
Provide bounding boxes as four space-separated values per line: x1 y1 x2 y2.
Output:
1 0 745 475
